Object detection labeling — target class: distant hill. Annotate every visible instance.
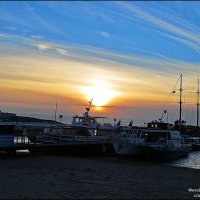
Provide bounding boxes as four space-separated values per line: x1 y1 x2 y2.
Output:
0 115 57 123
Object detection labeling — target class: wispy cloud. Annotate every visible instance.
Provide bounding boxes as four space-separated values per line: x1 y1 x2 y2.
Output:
99 31 110 38
55 48 69 56
31 35 45 39
0 33 200 124
116 2 200 54
1 32 199 79
4 26 17 31
33 42 51 51
31 41 70 56
0 33 12 38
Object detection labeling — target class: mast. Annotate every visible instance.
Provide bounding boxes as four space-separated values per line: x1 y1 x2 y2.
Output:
55 99 58 122
179 74 183 125
84 98 93 117
197 77 200 127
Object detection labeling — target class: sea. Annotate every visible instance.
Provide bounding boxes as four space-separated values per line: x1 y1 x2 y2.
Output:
169 151 200 169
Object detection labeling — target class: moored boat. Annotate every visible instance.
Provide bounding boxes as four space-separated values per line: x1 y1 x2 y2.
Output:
143 128 189 161
45 98 119 144
111 124 146 158
185 137 200 151
112 121 190 161
67 98 118 137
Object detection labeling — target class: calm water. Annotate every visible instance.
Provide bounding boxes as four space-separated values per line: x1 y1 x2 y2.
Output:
169 151 200 169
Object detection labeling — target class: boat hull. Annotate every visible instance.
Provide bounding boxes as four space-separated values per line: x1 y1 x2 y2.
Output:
112 137 144 158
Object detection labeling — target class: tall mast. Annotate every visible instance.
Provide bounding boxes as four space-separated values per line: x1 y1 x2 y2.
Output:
55 99 58 122
179 74 183 125
197 77 200 127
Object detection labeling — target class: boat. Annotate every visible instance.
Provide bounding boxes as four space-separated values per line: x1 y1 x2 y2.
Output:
0 124 30 156
142 121 189 161
0 125 15 147
44 98 118 143
44 125 110 143
68 98 118 136
111 122 146 158
112 74 193 161
185 137 200 151
112 120 189 160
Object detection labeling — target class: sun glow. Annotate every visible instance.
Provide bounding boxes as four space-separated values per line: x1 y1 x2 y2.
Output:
81 80 118 106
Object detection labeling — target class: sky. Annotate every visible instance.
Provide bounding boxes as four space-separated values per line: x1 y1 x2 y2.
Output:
0 1 200 126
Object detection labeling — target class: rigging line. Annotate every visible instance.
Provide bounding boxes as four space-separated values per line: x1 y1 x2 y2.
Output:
184 105 192 125
191 103 195 125
183 90 193 124
188 105 195 125
162 75 181 108
189 80 196 103
184 74 200 79
165 93 176 110
171 106 179 125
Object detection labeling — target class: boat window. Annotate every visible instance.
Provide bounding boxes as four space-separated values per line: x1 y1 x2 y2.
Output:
143 131 170 142
63 128 89 136
52 128 62 134
158 138 167 144
136 130 142 138
94 129 97 136
185 138 191 143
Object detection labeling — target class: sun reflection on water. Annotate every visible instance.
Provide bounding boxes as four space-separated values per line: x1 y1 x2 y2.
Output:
170 152 200 169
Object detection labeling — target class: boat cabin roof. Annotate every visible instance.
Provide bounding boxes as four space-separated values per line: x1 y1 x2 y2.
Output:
72 115 106 119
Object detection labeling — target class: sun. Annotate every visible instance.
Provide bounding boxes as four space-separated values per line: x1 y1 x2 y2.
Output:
81 80 118 107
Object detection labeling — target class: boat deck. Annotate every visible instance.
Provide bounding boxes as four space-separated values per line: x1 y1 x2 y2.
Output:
0 140 114 157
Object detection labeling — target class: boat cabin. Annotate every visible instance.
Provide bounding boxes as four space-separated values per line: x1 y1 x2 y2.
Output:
147 121 173 130
185 137 200 144
45 126 90 136
0 125 16 135
72 116 99 125
0 125 16 147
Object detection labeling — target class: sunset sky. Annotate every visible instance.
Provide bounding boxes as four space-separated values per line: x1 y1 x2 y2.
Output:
1 1 200 125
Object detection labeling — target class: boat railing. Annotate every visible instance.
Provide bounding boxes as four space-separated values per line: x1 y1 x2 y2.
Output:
54 135 111 143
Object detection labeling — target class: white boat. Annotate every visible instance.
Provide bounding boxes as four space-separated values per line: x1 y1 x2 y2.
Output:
112 121 189 160
68 98 118 136
45 99 119 143
143 125 189 161
111 123 146 157
44 125 111 143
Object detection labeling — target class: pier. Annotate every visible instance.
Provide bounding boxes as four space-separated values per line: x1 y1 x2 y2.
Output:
0 136 115 157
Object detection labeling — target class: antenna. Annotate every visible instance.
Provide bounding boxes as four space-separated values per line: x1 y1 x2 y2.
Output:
179 74 183 125
55 98 58 122
83 97 94 117
159 110 167 122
